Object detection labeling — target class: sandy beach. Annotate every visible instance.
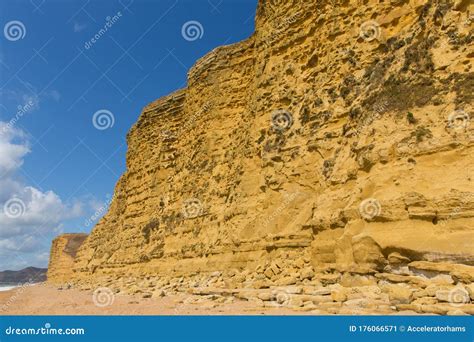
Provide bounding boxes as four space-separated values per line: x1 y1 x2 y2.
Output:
0 283 316 315
4 282 455 316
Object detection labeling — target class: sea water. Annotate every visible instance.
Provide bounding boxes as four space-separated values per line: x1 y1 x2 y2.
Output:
0 285 17 292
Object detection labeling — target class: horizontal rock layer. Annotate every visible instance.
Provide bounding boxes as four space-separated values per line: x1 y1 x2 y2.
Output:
47 234 88 284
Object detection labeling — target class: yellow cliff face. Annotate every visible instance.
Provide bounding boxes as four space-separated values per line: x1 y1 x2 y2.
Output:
47 234 88 284
48 0 474 311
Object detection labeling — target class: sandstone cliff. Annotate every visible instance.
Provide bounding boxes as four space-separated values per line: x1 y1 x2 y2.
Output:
48 234 88 284
49 0 474 314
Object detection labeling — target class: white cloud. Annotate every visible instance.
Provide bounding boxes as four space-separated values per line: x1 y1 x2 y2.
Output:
21 93 40 111
0 122 83 270
73 22 87 33
48 90 61 102
0 235 42 253
0 123 29 176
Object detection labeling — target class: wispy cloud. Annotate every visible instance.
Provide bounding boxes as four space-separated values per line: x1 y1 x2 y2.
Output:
73 22 87 33
48 89 61 102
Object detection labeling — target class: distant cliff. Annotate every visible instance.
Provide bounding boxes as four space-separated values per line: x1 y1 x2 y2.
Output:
0 267 47 284
47 234 88 284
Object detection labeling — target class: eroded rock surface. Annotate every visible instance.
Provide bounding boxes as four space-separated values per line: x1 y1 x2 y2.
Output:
49 0 474 314
47 234 88 284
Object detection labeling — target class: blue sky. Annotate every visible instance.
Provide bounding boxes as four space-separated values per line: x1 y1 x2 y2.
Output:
0 0 257 271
